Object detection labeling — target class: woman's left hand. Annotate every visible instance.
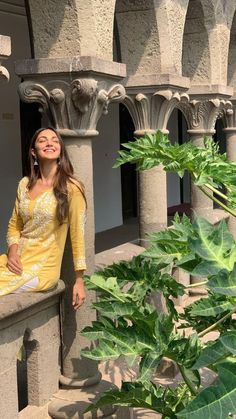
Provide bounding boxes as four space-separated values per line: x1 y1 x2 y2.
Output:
72 276 86 310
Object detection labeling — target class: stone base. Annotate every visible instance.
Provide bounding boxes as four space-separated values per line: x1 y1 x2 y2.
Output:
48 380 122 418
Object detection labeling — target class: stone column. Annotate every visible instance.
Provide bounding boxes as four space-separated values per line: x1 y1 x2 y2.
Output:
16 57 126 417
223 104 236 238
179 94 232 289
188 129 214 219
124 76 190 247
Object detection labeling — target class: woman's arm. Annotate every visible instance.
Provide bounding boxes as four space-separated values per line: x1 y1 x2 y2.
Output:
6 182 24 275
72 270 86 310
68 184 87 309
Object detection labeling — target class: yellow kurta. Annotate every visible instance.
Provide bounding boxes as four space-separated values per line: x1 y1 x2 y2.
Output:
0 177 86 295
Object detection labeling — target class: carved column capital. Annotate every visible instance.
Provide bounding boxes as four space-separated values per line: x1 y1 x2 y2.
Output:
178 98 232 134
124 88 189 135
18 78 126 137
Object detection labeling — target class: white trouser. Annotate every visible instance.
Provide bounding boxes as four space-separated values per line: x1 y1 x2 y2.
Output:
12 277 39 293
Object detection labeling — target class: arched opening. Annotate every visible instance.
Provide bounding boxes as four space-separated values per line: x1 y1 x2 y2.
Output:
94 102 139 253
182 0 211 84
167 109 190 220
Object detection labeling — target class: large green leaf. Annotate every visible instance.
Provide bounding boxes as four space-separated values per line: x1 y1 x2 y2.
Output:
85 274 130 301
139 352 162 381
191 340 229 370
92 300 139 318
188 218 236 275
188 295 236 317
177 362 236 418
208 266 236 297
85 381 167 414
220 331 236 355
81 340 122 361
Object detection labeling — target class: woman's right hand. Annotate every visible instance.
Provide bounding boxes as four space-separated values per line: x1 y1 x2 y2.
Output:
7 245 23 275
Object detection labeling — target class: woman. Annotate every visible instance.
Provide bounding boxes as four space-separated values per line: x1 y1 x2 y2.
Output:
0 127 86 309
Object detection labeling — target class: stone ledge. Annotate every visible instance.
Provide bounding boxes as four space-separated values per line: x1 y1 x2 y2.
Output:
124 73 190 91
0 280 65 329
15 56 126 79
95 242 145 271
188 84 233 98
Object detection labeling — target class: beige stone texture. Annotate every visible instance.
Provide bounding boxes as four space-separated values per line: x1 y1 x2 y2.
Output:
154 0 189 74
116 0 161 76
28 0 116 60
139 166 167 247
0 282 64 419
182 0 211 84
228 12 236 88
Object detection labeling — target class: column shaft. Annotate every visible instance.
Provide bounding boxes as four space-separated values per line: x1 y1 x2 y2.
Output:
139 165 167 248
60 136 99 384
189 133 213 288
190 134 213 218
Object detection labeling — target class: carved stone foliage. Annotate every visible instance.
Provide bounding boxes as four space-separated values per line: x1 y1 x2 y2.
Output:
18 78 126 136
177 99 232 132
221 100 236 129
124 89 189 134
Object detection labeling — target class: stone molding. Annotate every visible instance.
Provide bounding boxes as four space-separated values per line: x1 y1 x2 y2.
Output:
124 88 189 135
18 78 125 136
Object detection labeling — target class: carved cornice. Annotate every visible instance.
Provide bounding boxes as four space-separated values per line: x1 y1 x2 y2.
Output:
18 78 126 136
177 99 232 132
124 89 189 134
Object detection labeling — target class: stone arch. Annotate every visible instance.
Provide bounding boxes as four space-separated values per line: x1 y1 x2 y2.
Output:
228 10 236 89
26 0 116 59
182 0 211 84
114 0 161 76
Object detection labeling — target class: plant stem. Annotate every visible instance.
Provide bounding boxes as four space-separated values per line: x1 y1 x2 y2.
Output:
205 183 229 202
185 281 208 289
177 364 198 396
198 310 235 338
198 186 236 218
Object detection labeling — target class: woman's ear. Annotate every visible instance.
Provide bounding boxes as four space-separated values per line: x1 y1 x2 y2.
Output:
31 148 36 158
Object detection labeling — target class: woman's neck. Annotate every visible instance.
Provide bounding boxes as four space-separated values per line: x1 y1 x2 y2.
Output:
38 161 58 186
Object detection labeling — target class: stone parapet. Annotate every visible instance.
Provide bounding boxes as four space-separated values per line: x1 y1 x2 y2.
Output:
0 281 65 419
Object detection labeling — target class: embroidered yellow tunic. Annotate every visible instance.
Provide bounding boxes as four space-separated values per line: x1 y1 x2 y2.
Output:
0 177 86 295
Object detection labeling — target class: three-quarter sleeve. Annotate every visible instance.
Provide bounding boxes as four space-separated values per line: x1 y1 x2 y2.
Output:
68 183 87 271
6 182 24 248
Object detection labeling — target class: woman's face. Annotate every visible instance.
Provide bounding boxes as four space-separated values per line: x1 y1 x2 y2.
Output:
32 129 61 163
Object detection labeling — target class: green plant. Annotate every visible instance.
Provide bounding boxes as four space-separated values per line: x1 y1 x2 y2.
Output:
81 132 236 418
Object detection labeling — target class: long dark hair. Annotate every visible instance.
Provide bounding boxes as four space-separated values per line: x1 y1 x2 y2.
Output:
28 127 86 224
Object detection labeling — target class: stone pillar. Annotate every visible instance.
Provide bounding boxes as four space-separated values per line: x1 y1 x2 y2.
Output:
138 165 167 247
223 104 236 239
178 92 233 289
16 57 126 417
124 76 190 247
188 130 214 219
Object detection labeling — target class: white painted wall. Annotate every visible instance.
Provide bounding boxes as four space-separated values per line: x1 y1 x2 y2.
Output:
0 5 31 252
93 103 123 232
